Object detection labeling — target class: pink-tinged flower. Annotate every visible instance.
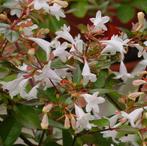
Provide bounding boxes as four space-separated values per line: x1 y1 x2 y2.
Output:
70 114 76 129
82 60 97 85
115 61 132 82
82 92 105 114
42 103 53 113
56 24 75 44
28 37 51 60
120 134 139 146
101 35 129 60
41 113 49 129
75 104 94 132
53 41 70 62
64 115 70 129
49 3 65 20
90 10 110 31
128 92 144 101
132 79 146 86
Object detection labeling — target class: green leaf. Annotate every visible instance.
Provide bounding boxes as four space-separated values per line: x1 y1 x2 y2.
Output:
94 70 108 88
39 15 66 32
107 92 126 110
132 0 147 13
117 5 135 23
48 118 64 129
80 133 114 146
0 115 22 146
62 129 73 146
51 58 66 68
71 1 88 18
73 65 82 84
0 23 10 34
13 104 40 129
5 30 19 42
91 118 109 127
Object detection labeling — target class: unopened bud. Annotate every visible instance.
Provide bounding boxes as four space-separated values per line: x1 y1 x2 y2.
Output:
64 115 70 129
28 48 35 56
0 14 8 21
132 79 146 86
70 114 76 129
42 103 53 113
41 114 48 129
136 12 145 31
128 92 144 101
53 0 68 8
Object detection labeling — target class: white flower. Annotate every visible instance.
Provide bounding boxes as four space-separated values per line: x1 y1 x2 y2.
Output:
101 130 119 143
82 60 97 85
90 10 110 31
75 104 94 132
19 79 39 100
35 62 61 88
82 92 105 114
49 3 65 20
115 61 132 82
53 41 69 62
101 35 129 60
121 107 147 128
28 37 51 60
144 41 147 46
33 0 49 11
70 34 84 54
120 134 139 146
133 42 147 59
0 76 24 98
56 24 75 44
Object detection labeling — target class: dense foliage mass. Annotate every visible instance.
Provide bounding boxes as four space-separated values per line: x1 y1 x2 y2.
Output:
0 0 146 146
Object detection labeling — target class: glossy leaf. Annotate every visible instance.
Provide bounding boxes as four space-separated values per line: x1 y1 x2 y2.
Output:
13 104 40 129
0 115 22 146
62 129 73 146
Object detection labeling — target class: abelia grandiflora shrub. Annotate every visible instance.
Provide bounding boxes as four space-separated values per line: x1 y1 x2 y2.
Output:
0 1 146 146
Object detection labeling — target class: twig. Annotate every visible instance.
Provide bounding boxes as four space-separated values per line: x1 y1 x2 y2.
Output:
38 130 45 146
20 134 37 146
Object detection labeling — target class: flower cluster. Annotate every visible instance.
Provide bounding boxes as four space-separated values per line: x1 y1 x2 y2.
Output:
0 1 147 146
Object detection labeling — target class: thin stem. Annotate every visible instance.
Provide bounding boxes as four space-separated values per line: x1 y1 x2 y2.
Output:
38 130 45 146
49 78 61 94
20 134 37 146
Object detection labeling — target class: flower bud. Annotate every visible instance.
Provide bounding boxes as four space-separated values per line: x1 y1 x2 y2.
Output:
128 92 144 101
136 12 145 31
28 48 35 56
53 0 68 8
0 14 8 22
64 115 70 129
41 114 49 129
70 114 76 129
42 103 53 113
132 79 146 86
